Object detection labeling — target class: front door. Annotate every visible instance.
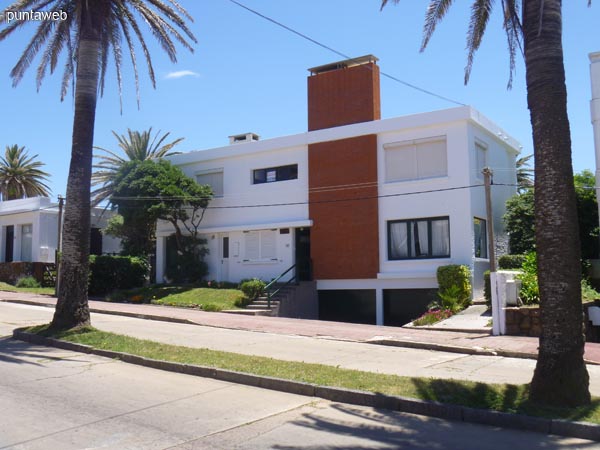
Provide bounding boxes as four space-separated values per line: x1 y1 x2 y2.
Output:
5 225 14 263
295 227 311 281
219 234 229 281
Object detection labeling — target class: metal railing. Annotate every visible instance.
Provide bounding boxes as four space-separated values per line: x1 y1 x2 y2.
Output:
264 263 297 309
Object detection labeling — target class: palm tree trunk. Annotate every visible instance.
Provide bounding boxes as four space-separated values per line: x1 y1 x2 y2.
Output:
50 26 100 329
524 0 590 406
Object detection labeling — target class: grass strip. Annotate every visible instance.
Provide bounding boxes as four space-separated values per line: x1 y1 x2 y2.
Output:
0 282 54 295
27 324 600 424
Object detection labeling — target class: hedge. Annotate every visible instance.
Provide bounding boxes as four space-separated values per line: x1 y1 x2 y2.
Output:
437 264 472 310
89 255 148 296
498 254 526 270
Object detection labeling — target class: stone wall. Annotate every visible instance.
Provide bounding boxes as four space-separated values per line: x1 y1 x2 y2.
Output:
505 303 598 342
505 306 541 337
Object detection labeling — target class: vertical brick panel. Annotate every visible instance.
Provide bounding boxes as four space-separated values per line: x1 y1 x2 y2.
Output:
308 135 379 279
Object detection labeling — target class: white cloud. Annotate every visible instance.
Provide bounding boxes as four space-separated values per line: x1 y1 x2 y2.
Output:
165 70 200 79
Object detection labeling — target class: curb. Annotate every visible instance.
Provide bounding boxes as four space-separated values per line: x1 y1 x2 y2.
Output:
13 329 600 442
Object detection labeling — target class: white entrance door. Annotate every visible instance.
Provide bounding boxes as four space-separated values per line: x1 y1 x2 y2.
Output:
219 234 229 281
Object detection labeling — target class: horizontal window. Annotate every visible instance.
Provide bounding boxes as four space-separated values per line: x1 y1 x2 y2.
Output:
388 217 450 260
253 164 298 184
243 230 277 261
384 137 447 182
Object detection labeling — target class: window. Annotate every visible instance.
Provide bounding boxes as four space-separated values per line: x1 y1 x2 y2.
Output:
475 141 487 178
474 217 488 258
196 170 224 197
20 224 32 262
243 230 277 261
385 137 447 182
253 164 298 184
388 217 450 260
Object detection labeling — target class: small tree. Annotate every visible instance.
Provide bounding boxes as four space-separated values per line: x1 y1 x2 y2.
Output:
504 170 598 259
110 160 212 281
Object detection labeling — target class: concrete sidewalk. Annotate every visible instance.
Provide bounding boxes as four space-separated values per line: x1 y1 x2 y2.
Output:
3 290 600 364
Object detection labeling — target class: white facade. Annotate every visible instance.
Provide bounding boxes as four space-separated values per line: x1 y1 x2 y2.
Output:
157 106 519 302
0 197 120 263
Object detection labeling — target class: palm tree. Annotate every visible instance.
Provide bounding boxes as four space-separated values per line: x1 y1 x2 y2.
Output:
0 145 51 200
381 0 590 406
92 128 183 206
516 154 534 193
0 1 196 330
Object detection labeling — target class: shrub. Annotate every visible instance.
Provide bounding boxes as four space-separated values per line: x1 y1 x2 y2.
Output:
15 276 41 288
89 255 148 296
498 254 526 270
436 265 472 311
483 270 491 307
239 278 266 301
517 252 539 305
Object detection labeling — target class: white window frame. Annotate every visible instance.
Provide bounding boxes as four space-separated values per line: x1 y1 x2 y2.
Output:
384 136 447 183
242 229 278 262
196 168 224 198
475 140 488 180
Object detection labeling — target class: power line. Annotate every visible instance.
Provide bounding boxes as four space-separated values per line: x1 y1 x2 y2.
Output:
227 0 466 107
109 183 495 210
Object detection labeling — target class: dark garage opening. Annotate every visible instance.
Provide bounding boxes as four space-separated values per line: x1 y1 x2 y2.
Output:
383 289 436 327
318 289 376 325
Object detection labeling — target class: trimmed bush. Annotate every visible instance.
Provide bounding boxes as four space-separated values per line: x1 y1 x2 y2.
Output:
483 270 491 306
89 255 148 296
239 278 266 302
498 254 526 270
437 265 472 311
16 276 41 288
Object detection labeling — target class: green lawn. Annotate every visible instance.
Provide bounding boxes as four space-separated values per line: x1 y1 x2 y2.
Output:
28 324 600 425
107 285 245 312
0 282 55 296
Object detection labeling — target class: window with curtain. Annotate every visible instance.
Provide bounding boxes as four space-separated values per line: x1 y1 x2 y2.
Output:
384 137 447 183
474 217 488 258
196 170 224 197
388 217 450 260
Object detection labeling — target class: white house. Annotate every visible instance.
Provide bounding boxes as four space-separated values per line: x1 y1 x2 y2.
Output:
156 55 519 325
0 197 120 264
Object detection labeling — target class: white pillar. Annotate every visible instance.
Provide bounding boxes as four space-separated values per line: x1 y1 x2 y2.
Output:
589 52 600 236
375 288 384 326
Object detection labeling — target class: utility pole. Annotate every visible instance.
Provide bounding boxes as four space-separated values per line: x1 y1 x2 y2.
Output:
55 196 64 296
483 168 496 272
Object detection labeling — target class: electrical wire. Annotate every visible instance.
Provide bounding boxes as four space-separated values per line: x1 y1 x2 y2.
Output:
227 0 466 107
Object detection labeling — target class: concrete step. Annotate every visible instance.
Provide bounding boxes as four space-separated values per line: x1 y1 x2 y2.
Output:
221 309 273 316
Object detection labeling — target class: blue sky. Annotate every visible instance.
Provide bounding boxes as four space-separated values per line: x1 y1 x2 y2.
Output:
1 1 599 198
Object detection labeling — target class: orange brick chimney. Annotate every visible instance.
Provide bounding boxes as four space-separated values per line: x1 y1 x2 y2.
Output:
307 55 380 280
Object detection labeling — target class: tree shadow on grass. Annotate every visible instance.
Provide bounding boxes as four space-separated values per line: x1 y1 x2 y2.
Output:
410 377 600 424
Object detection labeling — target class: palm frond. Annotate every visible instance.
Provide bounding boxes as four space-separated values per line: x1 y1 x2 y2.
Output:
421 0 455 51
464 0 493 84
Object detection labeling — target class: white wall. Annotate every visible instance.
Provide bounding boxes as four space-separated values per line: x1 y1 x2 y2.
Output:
377 121 476 289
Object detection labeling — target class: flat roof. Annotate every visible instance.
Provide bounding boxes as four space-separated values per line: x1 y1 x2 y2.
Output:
308 55 379 75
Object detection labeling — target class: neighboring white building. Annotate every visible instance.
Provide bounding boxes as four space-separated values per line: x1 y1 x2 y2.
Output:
0 197 120 264
156 56 519 325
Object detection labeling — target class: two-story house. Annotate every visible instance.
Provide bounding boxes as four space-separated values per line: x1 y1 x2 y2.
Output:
156 55 519 326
